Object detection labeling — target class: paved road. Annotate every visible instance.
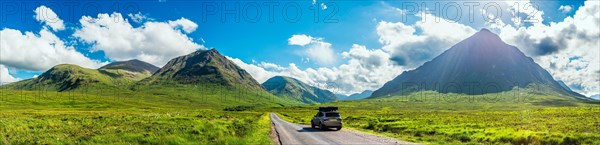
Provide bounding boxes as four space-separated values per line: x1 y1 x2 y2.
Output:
270 113 417 145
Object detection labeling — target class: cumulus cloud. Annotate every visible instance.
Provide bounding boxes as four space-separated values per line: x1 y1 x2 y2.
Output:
0 65 21 85
376 13 477 67
288 34 315 46
559 5 573 13
73 13 203 67
128 12 152 23
0 28 105 71
34 5 65 31
227 57 280 84
342 44 389 69
288 34 337 65
168 18 198 33
258 62 284 70
229 44 404 95
489 1 600 96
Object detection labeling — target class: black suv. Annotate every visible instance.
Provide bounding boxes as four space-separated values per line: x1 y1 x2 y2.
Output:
311 106 342 131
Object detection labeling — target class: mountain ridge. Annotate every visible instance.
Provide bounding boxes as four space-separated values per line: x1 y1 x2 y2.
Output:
338 90 374 100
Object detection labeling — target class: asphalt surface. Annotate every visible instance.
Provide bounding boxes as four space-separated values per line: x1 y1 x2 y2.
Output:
270 113 417 145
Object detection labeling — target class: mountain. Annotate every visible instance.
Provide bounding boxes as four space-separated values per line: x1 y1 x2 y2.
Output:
99 59 159 74
133 49 301 107
5 59 159 91
338 90 374 100
140 49 263 90
262 76 336 104
371 29 583 98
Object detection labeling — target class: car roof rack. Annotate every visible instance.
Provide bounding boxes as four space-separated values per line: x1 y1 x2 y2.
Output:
319 106 338 112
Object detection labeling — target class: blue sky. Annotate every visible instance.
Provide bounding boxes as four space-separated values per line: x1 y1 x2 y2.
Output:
1 0 598 96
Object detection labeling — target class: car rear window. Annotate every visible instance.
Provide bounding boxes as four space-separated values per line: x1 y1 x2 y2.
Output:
325 112 340 117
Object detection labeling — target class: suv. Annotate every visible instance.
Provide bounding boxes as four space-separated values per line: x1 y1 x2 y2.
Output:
311 106 342 131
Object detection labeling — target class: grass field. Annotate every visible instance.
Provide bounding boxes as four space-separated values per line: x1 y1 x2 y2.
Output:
272 90 600 144
2 86 600 144
0 89 275 145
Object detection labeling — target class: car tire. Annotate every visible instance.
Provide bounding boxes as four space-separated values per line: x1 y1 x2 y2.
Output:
336 127 342 131
319 122 326 130
311 122 316 129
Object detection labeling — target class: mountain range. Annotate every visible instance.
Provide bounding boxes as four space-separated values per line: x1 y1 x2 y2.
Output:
3 29 593 106
337 90 373 100
4 49 298 107
262 76 336 104
371 29 584 99
5 59 158 91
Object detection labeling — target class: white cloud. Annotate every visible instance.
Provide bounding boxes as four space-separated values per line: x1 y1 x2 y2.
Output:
226 57 280 84
34 5 65 31
128 12 152 23
73 13 203 67
321 3 328 10
342 44 389 69
288 34 315 46
168 18 198 33
377 13 477 67
288 34 337 65
0 65 21 85
490 1 600 96
258 62 284 70
304 41 336 65
558 5 573 13
0 28 105 71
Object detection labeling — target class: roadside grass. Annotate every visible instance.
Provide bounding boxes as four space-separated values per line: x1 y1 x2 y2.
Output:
0 89 274 145
273 90 600 144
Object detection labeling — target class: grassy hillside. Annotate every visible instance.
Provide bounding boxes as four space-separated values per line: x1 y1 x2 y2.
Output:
5 64 152 92
142 49 263 91
130 83 302 108
262 76 336 104
272 88 600 144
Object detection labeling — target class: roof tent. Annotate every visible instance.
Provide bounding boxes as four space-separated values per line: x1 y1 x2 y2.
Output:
318 106 338 112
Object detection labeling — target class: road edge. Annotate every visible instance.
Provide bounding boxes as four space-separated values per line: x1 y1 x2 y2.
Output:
269 113 283 145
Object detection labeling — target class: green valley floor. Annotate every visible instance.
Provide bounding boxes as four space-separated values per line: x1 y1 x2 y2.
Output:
1 89 599 144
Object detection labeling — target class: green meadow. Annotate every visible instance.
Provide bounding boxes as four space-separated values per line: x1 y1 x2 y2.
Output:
0 88 275 145
273 90 600 144
1 86 600 144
